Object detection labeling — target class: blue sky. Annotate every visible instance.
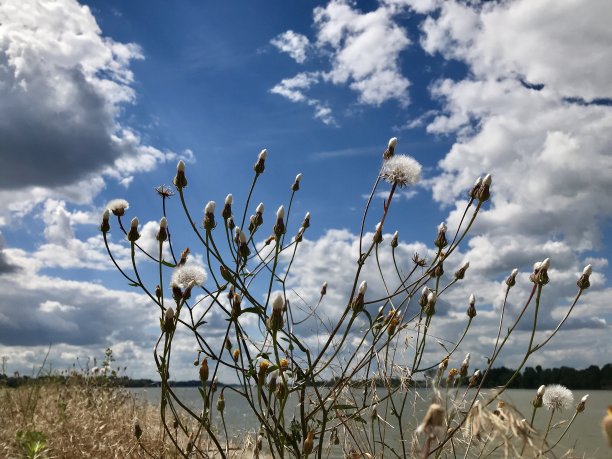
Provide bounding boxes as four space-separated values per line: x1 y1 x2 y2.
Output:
0 0 610 380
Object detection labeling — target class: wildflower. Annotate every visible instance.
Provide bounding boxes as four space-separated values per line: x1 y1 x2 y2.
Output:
413 252 426 267
171 264 207 292
380 155 421 188
577 264 592 290
227 215 235 230
292 173 302 192
576 394 589 413
543 384 574 411
352 281 367 314
216 391 225 412
383 136 397 159
107 198 129 216
320 281 327 296
434 222 448 249
506 268 519 287
199 358 209 383
156 217 168 242
391 230 399 248
279 358 289 372
267 294 284 331
222 194 232 220
416 403 445 436
447 368 459 385
155 185 175 199
274 205 285 236
373 222 383 244
303 430 314 455
533 385 545 408
127 217 140 242
418 286 430 308
467 293 477 318
302 212 310 228
258 360 269 385
425 291 436 317
100 209 110 233
203 201 216 230
254 149 267 174
173 160 187 188
455 261 470 280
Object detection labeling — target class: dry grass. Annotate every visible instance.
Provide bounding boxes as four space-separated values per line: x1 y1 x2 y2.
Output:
0 379 166 458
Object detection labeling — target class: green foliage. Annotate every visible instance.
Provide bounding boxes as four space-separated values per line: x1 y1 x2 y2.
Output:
15 430 48 459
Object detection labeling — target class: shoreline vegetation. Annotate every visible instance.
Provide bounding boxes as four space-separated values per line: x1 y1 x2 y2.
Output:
2 363 611 390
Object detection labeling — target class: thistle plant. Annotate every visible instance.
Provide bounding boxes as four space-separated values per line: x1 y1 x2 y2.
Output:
102 137 593 458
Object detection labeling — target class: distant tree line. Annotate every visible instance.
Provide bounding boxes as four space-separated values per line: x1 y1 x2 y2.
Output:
1 364 611 389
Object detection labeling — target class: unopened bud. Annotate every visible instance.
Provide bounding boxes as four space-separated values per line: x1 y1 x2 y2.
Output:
373 222 383 244
467 294 477 318
163 307 175 333
469 176 482 199
576 394 588 413
418 286 430 308
577 264 592 290
425 292 436 316
173 160 187 188
274 205 285 236
303 430 314 455
391 230 399 248
232 293 242 318
232 348 240 363
302 212 310 228
506 268 518 287
216 391 225 412
267 294 285 331
320 281 328 296
530 258 550 285
199 358 209 382
292 173 302 191
476 174 491 202
100 209 110 233
383 137 397 159
460 353 470 377
352 281 367 314
203 201 216 230
127 217 140 242
156 217 168 242
223 194 232 219
455 261 469 280
435 222 448 248
254 149 267 174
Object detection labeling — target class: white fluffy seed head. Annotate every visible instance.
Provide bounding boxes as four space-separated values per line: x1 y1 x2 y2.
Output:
541 258 550 269
225 194 233 205
380 155 421 187
469 293 475 305
272 294 284 312
358 280 367 295
543 384 574 411
482 173 492 186
388 137 397 148
583 264 592 275
171 263 207 289
259 149 267 160
234 226 240 238
205 201 215 214
130 217 139 228
177 160 185 172
295 173 302 182
160 217 167 228
256 203 264 213
107 198 129 213
276 205 284 220
438 222 447 233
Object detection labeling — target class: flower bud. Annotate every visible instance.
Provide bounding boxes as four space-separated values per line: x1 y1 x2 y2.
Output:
274 205 285 236
267 294 285 331
506 268 518 287
468 369 481 387
279 358 289 372
391 230 399 248
222 194 233 220
576 394 588 413
476 174 491 202
303 430 314 455
156 217 168 242
127 217 141 242
533 385 546 408
459 353 470 378
455 261 469 280
530 258 550 285
302 212 310 229
203 201 216 230
469 176 482 199
425 291 436 317
352 281 367 314
320 281 328 296
435 222 448 249
173 160 187 188
467 293 477 318
254 149 267 174
216 391 225 412
416 403 445 435
258 360 269 386
577 264 592 290
232 348 240 363
100 209 110 233
199 358 209 383
292 173 302 192
155 285 162 301
383 137 397 159
232 293 242 319
418 286 430 308
373 222 383 244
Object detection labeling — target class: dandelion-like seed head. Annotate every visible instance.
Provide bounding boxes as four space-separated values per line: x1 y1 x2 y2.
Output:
171 263 207 289
107 199 129 216
543 384 574 411
380 155 421 188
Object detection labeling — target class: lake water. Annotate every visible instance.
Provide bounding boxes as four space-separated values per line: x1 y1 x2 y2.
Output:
128 387 611 458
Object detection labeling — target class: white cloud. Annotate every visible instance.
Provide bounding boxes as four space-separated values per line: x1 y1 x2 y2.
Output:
0 0 187 219
270 30 310 64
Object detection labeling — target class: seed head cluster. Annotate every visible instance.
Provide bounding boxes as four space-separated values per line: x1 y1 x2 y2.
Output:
543 384 574 411
171 263 207 289
380 155 421 188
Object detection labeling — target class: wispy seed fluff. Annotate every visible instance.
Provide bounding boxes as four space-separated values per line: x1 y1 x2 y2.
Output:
107 199 129 216
380 155 421 188
171 263 207 289
543 384 574 411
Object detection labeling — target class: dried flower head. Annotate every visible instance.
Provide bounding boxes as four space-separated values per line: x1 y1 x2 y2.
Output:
543 384 574 411
380 155 421 188
107 199 129 216
171 263 207 290
155 185 175 198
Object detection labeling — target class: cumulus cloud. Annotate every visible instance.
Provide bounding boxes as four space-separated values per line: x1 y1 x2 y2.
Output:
0 0 188 217
270 30 310 63
270 0 412 123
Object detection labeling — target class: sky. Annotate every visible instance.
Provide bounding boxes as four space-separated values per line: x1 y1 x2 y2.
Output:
0 0 611 381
